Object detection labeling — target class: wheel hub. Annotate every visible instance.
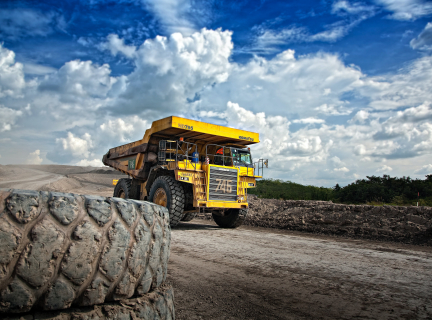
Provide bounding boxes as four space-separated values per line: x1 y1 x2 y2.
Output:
153 188 168 207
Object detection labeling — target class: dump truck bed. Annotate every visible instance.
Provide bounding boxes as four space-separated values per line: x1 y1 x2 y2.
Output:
109 116 259 154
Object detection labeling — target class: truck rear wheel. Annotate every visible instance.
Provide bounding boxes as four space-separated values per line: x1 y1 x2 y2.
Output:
149 176 185 226
212 208 247 228
113 178 131 199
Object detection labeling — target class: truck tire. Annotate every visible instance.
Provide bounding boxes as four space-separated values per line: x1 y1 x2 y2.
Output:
181 212 198 222
181 184 197 222
0 189 171 313
148 176 185 227
113 178 132 199
212 208 247 228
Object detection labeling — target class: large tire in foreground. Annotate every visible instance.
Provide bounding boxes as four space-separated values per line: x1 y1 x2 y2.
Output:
212 208 248 228
2 285 175 320
148 176 185 227
0 188 171 313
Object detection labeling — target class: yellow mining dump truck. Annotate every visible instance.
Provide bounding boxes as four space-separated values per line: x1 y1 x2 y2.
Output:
102 116 267 227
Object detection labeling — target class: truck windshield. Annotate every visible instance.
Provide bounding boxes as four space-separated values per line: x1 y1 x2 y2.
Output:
232 149 253 167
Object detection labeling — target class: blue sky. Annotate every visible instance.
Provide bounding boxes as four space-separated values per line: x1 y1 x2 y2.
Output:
1 0 432 186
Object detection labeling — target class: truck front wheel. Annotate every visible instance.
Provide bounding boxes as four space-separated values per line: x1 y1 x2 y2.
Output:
149 176 185 226
212 209 248 228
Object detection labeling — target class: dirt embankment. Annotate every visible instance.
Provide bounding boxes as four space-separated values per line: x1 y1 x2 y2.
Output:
0 165 126 198
201 196 432 245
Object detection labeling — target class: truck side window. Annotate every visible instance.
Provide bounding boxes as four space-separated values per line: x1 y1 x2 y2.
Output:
214 148 224 165
224 148 232 166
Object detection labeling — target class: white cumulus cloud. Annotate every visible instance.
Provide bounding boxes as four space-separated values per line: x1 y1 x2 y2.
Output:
0 105 23 132
354 144 367 155
0 9 67 39
374 0 432 20
415 164 432 174
198 49 364 119
331 156 344 166
26 150 43 165
76 159 104 167
334 167 350 172
39 60 115 99
332 1 376 15
114 28 233 114
364 56 432 110
254 1 375 52
0 44 25 98
99 116 149 143
350 110 370 123
56 132 94 158
293 118 325 124
410 22 432 50
141 0 209 35
99 34 137 58
376 164 393 172
203 102 332 175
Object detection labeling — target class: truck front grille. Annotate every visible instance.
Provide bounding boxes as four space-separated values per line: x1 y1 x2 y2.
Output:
208 166 238 201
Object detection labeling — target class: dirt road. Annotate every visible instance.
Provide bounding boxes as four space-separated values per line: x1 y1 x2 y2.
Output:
0 167 64 190
170 221 432 320
1 165 431 319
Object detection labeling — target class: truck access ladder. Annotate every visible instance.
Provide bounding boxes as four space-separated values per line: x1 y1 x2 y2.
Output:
194 171 207 203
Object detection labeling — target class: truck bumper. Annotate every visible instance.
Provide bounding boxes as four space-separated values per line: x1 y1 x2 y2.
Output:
197 201 248 209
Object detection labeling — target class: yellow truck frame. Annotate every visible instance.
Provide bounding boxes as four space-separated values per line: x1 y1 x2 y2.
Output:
103 116 266 227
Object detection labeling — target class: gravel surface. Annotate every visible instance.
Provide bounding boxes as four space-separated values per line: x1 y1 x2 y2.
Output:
170 220 432 320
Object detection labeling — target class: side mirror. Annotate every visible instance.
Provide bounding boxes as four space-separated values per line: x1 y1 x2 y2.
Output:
264 160 268 168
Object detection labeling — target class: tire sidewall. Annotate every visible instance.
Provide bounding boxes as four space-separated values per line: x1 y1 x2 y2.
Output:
149 176 186 226
212 208 247 228
149 177 173 212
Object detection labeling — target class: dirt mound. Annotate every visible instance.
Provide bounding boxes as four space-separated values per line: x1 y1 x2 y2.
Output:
90 168 120 174
69 173 126 187
22 165 115 175
200 196 432 245
37 176 83 192
0 166 20 181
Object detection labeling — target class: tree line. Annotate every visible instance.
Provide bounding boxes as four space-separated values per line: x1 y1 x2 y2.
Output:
248 179 334 201
248 174 432 206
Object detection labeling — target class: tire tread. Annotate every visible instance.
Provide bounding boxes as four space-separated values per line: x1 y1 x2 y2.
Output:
148 176 185 227
0 188 170 313
212 208 248 228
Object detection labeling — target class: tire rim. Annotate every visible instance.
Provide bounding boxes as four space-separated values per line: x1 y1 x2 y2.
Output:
154 188 168 207
118 190 126 199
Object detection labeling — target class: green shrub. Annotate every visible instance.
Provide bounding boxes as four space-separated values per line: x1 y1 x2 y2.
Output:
248 179 333 201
